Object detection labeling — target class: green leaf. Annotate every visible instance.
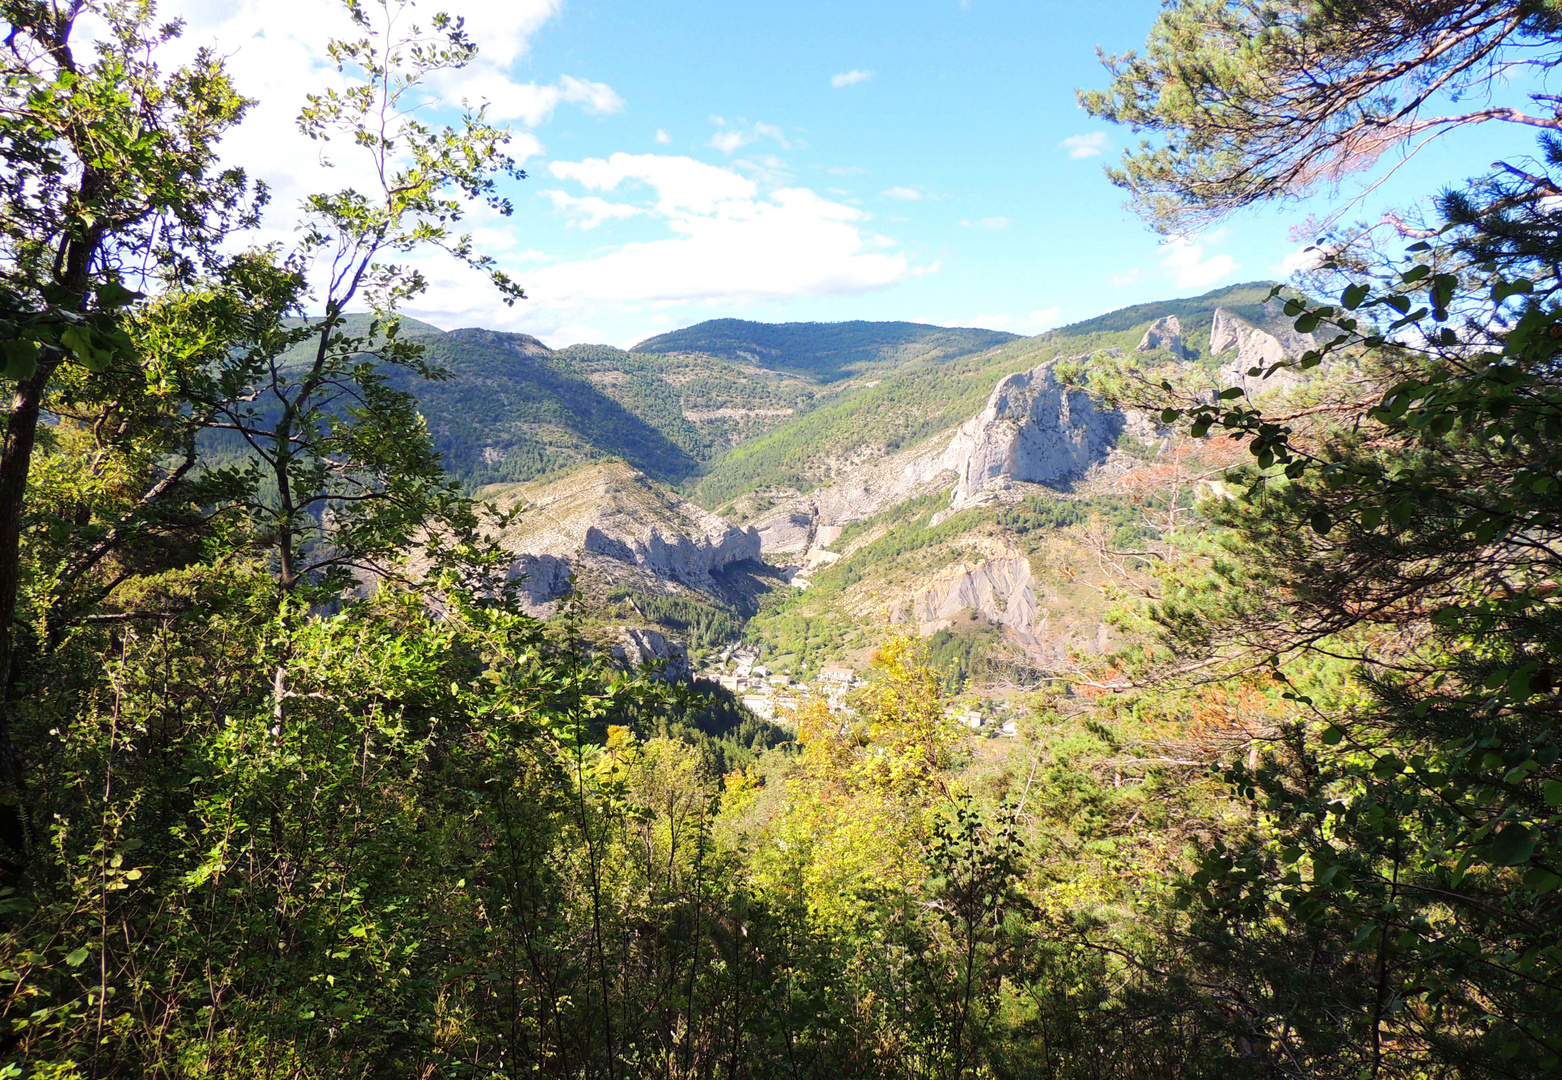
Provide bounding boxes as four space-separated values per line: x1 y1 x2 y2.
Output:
1493 277 1534 303
1360 506 1383 530
1309 510 1333 535
1293 312 1319 334
60 325 112 372
1523 867 1561 894
64 947 89 968
1485 825 1535 867
1321 725 1345 746
1544 780 1562 807
96 281 144 308
0 339 38 381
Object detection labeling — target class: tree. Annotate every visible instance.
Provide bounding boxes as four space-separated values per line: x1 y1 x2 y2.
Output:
1081 0 1562 233
0 0 255 860
1084 7 1562 1074
196 0 524 599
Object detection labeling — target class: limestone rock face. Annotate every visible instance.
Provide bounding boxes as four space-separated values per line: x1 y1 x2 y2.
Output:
754 510 816 556
749 359 1125 556
492 462 761 592
1209 306 1318 394
613 627 691 680
507 553 573 616
897 547 1040 640
944 362 1123 507
1136 315 1186 357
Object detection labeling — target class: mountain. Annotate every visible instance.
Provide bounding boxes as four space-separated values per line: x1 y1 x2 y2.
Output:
250 284 1314 673
383 318 1016 489
633 319 1018 382
461 281 1325 678
684 281 1286 512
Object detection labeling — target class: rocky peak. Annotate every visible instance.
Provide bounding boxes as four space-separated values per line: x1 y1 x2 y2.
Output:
1209 305 1318 394
492 462 762 595
944 361 1123 507
749 358 1128 556
1136 314 1187 357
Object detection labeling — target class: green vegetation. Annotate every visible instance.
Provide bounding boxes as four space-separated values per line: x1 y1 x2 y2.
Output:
634 317 1017 381
4 2 1559 1078
686 281 1284 509
606 587 746 651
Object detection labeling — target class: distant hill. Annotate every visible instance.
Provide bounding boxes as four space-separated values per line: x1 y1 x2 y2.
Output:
633 319 1018 382
219 285 1282 496
248 316 1017 489
684 281 1282 510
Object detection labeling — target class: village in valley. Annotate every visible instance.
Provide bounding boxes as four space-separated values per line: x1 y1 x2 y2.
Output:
699 645 1019 735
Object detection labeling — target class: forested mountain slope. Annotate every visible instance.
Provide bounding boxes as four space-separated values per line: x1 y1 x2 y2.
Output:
633 318 1018 381
686 280 1283 510
334 317 1016 488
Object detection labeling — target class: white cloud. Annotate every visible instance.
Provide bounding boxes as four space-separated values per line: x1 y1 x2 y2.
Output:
969 307 1061 333
828 165 869 176
507 154 913 312
832 69 875 88
1160 235 1237 289
1060 132 1111 160
542 190 643 229
441 72 623 125
709 118 791 154
959 216 1011 230
1275 246 1326 276
550 153 756 213
882 186 925 200
655 128 673 145
732 154 795 187
1109 268 1146 288
150 0 578 284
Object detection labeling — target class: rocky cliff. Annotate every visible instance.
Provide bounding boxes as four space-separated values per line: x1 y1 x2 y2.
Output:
1209 303 1318 393
1136 314 1187 357
488 462 762 607
943 362 1124 508
894 547 1040 640
751 358 1125 558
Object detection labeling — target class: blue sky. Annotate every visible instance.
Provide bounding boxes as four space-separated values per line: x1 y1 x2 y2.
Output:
169 0 1537 348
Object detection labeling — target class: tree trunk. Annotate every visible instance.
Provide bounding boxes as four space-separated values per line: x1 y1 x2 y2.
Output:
0 355 59 860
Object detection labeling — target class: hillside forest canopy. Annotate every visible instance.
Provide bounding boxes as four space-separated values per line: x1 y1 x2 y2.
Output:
1 1 1561 1078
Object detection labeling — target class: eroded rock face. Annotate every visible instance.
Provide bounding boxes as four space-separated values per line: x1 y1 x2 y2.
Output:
507 553 573 616
896 548 1040 640
750 359 1126 555
613 627 691 680
1209 306 1317 393
944 363 1123 507
1136 315 1186 357
494 462 762 593
754 510 816 556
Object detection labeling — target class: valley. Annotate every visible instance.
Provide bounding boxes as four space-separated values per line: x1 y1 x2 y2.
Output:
431 281 1318 697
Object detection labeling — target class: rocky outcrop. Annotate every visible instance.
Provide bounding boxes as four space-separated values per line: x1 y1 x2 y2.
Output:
1136 315 1187 357
754 510 816 556
493 462 762 594
751 358 1126 555
508 553 573 616
1209 305 1318 394
613 627 691 680
944 362 1123 507
895 548 1040 641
